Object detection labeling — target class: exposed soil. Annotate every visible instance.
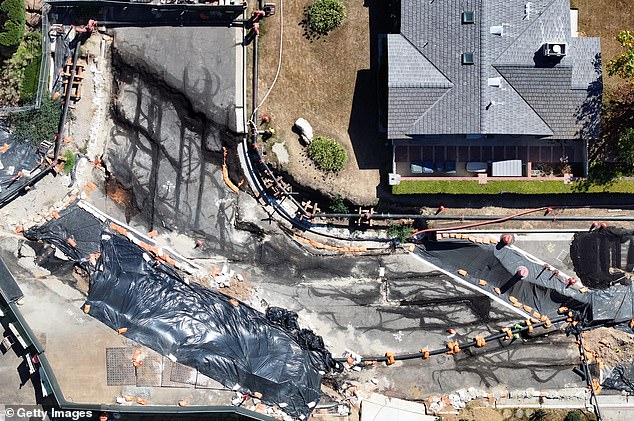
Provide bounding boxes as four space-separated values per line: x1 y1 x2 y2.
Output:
584 327 634 367
573 0 634 93
257 0 388 205
443 406 596 421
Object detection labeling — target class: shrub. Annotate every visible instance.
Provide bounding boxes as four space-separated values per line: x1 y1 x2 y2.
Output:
0 0 26 54
563 410 583 421
618 127 634 174
9 94 62 145
386 223 413 243
63 149 75 174
307 135 347 172
306 0 346 35
0 30 41 106
330 194 348 214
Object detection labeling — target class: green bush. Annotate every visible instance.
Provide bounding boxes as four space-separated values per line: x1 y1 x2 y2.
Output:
0 0 26 54
307 135 347 172
386 223 413 243
330 194 348 214
0 30 41 106
19 32 41 103
63 149 75 174
306 0 346 35
9 94 62 145
563 410 583 421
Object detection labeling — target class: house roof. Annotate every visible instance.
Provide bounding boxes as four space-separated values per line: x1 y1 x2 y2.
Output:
388 0 602 139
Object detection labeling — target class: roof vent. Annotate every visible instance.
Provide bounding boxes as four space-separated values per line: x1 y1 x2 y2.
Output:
462 52 474 65
488 77 502 87
543 42 567 57
462 11 475 24
490 25 504 36
525 2 532 20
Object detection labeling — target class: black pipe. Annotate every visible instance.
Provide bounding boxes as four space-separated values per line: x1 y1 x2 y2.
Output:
335 314 569 363
577 333 603 420
314 213 634 222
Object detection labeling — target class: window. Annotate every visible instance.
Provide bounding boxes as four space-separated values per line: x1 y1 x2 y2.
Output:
462 11 475 24
462 52 475 65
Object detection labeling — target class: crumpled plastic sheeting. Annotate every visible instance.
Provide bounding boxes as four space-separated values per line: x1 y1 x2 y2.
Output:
415 240 589 317
0 130 43 203
571 228 634 289
590 285 634 324
416 239 634 325
26 205 341 418
603 364 634 393
25 203 103 261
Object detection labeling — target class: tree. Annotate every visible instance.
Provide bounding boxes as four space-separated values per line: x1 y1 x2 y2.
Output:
306 0 346 35
307 135 347 172
0 0 26 56
608 30 634 81
618 127 634 174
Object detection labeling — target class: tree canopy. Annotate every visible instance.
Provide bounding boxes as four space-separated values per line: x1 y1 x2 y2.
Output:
608 30 634 81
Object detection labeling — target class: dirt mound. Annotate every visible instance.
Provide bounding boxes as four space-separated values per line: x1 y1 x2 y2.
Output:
584 327 634 367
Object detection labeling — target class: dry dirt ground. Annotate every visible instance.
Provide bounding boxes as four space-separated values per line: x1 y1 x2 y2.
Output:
584 327 634 368
442 406 595 421
257 0 384 205
573 0 634 93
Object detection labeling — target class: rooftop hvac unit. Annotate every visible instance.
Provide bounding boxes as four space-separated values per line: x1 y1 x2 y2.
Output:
543 42 567 57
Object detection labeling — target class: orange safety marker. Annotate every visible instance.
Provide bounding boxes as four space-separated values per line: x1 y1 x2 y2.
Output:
558 306 569 314
0 143 10 153
502 327 513 339
474 336 486 347
420 347 430 359
446 341 460 354
385 352 395 365
525 319 534 333
117 327 128 334
229 299 240 308
67 237 77 247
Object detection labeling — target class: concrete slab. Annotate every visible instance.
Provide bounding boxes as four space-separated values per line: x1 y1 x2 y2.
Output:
361 393 435 421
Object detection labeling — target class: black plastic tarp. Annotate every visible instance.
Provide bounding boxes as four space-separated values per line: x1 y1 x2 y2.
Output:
26 204 341 419
0 129 44 204
603 363 634 393
415 240 590 318
571 228 634 289
416 239 634 325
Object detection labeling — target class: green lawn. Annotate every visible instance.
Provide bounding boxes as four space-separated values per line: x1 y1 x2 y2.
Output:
392 179 634 195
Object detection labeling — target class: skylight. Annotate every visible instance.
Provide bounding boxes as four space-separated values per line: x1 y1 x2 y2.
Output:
462 52 475 65
462 11 475 24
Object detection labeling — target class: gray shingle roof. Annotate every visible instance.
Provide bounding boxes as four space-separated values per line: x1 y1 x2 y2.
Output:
388 34 453 89
388 0 602 139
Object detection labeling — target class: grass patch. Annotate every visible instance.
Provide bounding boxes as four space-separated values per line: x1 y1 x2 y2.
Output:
392 179 634 195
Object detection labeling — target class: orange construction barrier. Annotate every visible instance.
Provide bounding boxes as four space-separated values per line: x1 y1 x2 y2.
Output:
385 352 395 365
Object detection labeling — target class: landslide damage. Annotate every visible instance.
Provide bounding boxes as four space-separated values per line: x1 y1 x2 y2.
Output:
103 44 258 256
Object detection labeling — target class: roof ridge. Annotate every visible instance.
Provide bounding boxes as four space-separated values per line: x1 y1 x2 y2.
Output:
397 33 454 88
494 64 557 135
492 0 560 66
407 88 453 134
